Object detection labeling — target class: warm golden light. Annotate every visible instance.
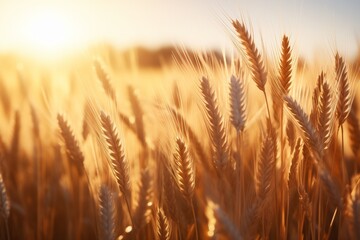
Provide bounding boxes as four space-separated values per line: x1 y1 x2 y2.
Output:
18 7 79 58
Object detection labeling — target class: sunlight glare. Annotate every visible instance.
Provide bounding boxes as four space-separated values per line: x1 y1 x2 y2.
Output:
20 8 79 58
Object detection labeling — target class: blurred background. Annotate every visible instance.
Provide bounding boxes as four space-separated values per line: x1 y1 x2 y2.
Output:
0 0 359 61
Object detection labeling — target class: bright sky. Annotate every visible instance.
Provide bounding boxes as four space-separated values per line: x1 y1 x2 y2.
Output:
0 0 359 59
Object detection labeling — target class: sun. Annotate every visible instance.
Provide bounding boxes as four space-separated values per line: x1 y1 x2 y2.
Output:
19 8 79 58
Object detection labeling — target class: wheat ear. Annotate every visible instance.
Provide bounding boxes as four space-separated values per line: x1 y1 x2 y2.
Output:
127 86 146 147
229 75 247 132
167 106 209 170
232 20 272 119
132 169 152 231
100 111 131 197
174 137 195 199
200 76 229 170
99 185 116 240
174 137 198 239
156 208 171 240
57 114 85 175
279 35 292 95
347 108 360 156
232 20 267 91
284 96 322 158
288 138 302 192
318 80 334 149
335 53 351 125
99 111 132 220
256 121 276 200
0 172 10 240
93 58 117 104
345 177 360 240
310 73 324 126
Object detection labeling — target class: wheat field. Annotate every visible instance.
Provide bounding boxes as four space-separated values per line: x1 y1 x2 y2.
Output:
0 19 360 240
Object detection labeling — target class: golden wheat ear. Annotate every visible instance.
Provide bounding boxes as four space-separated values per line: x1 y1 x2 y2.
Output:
167 105 209 170
229 75 247 132
232 19 267 92
132 169 153 231
317 79 335 150
335 53 352 125
100 111 131 198
174 137 195 200
156 208 171 240
200 76 229 171
347 107 360 157
93 58 117 104
279 35 292 96
57 114 85 175
284 96 322 159
127 86 146 147
99 111 133 226
255 120 276 201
